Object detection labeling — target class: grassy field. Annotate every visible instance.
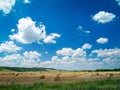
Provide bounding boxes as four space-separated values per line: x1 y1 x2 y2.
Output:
0 70 120 90
0 79 120 90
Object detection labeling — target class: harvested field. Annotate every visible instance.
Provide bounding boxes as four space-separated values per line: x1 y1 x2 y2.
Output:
0 71 120 85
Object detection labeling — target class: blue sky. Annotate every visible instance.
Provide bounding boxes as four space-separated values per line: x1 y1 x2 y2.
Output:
0 0 120 70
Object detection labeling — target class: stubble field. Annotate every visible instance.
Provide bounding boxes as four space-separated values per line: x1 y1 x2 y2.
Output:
0 71 120 85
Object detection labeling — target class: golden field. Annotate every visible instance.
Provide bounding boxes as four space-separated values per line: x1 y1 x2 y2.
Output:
0 71 120 85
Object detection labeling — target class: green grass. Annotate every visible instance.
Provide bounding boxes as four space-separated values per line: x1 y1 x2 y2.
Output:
0 79 120 90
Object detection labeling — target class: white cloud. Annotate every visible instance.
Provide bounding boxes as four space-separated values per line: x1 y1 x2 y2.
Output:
21 51 41 67
0 0 16 14
56 47 86 58
43 33 61 44
39 45 88 70
2 54 23 61
23 0 30 4
56 48 75 56
20 60 38 67
0 41 22 53
72 48 86 58
0 51 41 67
0 47 120 70
11 29 15 32
84 30 91 34
82 43 92 50
92 48 120 58
9 17 61 44
96 37 108 44
116 0 120 5
91 48 120 69
40 47 120 70
92 11 116 23
9 17 46 44
0 54 23 67
23 51 41 61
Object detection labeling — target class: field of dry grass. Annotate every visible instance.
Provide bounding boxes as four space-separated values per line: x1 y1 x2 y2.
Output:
0 71 120 85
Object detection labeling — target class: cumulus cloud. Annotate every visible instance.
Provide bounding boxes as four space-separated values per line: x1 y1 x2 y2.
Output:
0 42 119 70
0 43 89 69
92 48 120 58
72 48 86 58
56 47 87 58
0 51 41 67
23 51 41 61
40 47 120 70
56 47 86 58
2 54 23 61
0 47 120 70
56 48 75 56
23 0 30 4
96 37 108 44
0 54 23 67
92 11 116 23
43 33 61 44
0 41 22 53
0 0 16 14
39 47 99 70
82 43 92 50
91 48 120 69
9 17 61 44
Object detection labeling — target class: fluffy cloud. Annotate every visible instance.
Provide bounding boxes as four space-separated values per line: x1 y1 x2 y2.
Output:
43 33 61 44
21 51 41 67
92 11 116 23
91 48 120 69
56 47 86 58
96 37 108 44
92 48 120 58
9 17 61 44
0 46 120 70
39 47 99 70
0 0 32 14
116 0 120 5
0 54 23 67
0 0 16 14
72 48 86 58
0 41 22 53
2 54 22 61
23 0 30 4
0 42 119 70
82 43 92 50
23 51 41 61
0 43 90 69
56 48 75 56
0 51 41 67
40 47 120 70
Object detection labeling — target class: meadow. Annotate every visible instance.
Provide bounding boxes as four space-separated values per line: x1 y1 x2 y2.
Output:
0 67 120 90
0 79 120 90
